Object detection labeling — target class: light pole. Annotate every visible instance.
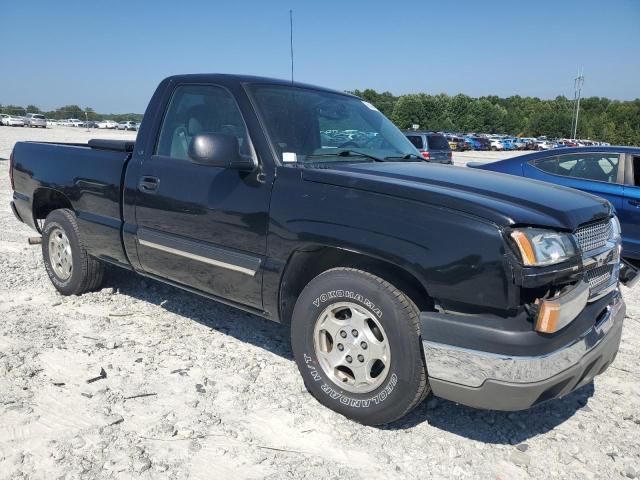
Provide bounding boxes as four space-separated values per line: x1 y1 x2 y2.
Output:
570 69 584 140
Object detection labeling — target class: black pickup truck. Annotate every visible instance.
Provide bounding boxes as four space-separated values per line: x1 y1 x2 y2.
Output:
9 74 632 425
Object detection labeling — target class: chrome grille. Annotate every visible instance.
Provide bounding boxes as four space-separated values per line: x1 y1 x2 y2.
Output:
585 264 614 290
574 220 611 253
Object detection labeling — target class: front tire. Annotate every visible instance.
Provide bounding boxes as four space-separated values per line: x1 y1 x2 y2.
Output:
42 209 105 295
291 268 429 425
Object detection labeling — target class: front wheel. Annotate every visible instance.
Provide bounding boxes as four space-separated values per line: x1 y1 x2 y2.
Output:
291 268 429 425
42 209 105 295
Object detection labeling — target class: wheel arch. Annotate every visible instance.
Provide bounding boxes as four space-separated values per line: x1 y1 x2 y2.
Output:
32 188 73 232
278 245 433 325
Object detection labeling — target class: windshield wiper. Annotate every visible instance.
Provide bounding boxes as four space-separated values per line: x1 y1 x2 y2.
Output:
307 150 385 162
383 153 423 161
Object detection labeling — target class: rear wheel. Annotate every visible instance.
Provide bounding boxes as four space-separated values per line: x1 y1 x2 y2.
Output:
291 268 429 425
42 209 105 295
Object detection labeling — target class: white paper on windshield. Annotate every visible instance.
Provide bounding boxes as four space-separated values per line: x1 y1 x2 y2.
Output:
362 101 379 111
283 152 298 163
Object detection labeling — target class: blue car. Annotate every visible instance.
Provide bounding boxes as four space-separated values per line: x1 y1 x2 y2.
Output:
464 136 482 150
470 146 640 259
501 138 516 150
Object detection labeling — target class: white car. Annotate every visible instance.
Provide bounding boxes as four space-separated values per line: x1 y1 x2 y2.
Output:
68 118 83 127
1 114 25 127
535 140 554 150
98 120 118 129
490 139 504 151
47 119 59 127
24 113 47 128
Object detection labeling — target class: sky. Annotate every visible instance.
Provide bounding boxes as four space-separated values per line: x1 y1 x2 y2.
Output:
0 0 638 113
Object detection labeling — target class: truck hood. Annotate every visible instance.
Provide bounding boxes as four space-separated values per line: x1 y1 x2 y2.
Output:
301 162 611 230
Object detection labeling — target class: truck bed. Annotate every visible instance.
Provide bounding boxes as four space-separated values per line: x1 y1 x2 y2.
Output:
11 140 134 265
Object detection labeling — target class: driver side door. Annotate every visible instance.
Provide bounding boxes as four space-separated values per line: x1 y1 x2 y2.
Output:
133 83 271 309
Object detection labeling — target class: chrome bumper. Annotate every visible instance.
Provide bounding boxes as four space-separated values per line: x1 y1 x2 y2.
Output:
423 292 625 410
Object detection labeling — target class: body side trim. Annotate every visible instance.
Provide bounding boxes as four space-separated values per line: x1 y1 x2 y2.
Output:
137 227 261 276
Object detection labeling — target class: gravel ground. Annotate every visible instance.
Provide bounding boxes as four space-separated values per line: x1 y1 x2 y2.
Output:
0 127 639 479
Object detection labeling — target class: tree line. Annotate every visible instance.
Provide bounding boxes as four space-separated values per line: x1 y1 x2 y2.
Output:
2 92 639 145
351 89 640 146
0 104 142 123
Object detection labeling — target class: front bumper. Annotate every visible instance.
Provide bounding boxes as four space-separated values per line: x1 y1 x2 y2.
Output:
421 291 625 410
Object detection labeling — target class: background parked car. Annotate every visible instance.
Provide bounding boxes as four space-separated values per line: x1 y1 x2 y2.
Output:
1 114 25 127
46 119 59 127
476 137 491 151
59 118 83 127
501 138 516 150
536 140 554 150
512 138 528 150
24 113 47 128
98 120 118 129
446 135 462 151
118 121 138 131
464 136 482 151
403 131 453 163
82 121 100 128
490 139 504 150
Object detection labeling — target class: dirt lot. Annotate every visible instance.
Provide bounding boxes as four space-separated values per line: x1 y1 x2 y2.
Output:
0 126 639 479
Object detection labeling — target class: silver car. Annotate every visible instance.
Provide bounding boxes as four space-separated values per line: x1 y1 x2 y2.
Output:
24 113 47 128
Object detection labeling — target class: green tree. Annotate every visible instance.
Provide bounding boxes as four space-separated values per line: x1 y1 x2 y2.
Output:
391 95 425 130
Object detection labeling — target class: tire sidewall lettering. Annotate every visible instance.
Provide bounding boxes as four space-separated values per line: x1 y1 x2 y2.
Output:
312 289 382 319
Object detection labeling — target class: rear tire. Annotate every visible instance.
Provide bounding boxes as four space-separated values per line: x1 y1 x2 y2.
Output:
291 268 429 425
42 209 105 295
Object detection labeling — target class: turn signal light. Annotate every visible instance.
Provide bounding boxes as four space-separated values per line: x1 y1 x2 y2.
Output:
421 151 430 160
510 231 536 265
534 281 590 334
535 300 560 333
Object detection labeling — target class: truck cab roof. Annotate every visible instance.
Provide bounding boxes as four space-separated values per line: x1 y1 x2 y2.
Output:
161 74 358 99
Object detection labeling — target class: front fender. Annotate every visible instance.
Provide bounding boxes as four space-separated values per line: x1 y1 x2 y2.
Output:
265 168 513 318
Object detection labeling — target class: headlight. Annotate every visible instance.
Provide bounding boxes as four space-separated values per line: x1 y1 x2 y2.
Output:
510 229 576 266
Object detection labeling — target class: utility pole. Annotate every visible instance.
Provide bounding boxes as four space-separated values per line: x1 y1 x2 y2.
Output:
570 69 584 140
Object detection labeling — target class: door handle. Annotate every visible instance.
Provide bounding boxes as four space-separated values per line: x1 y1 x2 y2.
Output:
138 176 160 193
628 199 640 207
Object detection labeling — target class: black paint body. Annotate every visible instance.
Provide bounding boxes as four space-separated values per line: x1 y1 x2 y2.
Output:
10 74 612 325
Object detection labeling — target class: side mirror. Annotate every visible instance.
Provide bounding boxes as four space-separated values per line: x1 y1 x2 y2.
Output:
188 133 256 170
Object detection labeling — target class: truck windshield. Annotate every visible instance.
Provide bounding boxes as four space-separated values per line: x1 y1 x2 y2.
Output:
249 85 420 163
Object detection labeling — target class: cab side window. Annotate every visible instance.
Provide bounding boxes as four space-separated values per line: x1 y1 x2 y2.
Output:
533 153 620 183
156 84 249 161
